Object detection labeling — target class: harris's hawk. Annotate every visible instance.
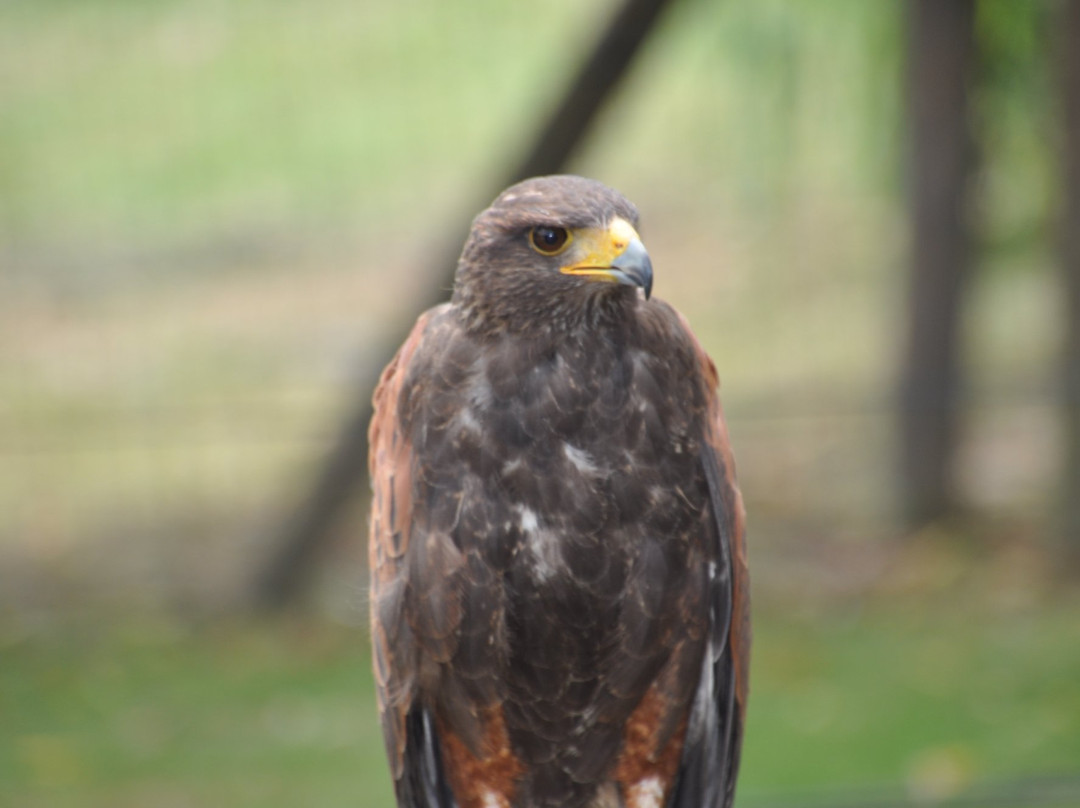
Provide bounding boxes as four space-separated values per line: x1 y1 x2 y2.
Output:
369 175 749 808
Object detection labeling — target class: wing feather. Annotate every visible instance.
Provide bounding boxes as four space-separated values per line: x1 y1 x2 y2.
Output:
370 307 460 807
668 312 750 808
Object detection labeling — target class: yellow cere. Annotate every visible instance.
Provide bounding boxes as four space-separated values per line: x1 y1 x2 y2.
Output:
559 217 641 280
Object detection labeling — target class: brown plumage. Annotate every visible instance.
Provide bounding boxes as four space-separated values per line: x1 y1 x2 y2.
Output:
369 175 749 808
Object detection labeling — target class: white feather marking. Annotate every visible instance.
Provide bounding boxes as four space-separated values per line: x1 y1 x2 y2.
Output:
456 406 481 433
514 504 560 581
467 363 493 410
482 789 505 808
563 442 599 475
626 776 665 808
517 505 539 533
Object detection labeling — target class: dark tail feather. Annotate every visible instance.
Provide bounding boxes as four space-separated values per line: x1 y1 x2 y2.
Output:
667 641 741 808
397 706 458 808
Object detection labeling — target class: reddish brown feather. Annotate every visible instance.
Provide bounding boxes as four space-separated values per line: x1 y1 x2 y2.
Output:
612 652 693 804
368 308 438 779
437 706 523 808
675 309 752 726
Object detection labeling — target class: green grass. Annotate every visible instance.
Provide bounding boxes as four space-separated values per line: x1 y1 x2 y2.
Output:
743 605 1080 795
0 620 391 807
2 599 1078 807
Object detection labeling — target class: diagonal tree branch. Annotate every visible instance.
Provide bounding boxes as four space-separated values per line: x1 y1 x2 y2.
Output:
253 0 681 608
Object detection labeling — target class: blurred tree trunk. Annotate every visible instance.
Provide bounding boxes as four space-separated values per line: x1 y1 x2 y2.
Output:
1062 0 1080 553
899 0 978 528
252 0 680 609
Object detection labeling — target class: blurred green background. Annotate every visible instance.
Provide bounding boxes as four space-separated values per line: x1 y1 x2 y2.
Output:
2 0 1078 806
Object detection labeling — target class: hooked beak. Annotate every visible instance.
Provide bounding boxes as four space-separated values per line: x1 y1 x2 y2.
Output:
559 217 653 300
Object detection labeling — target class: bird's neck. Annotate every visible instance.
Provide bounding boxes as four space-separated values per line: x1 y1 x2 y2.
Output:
453 282 639 340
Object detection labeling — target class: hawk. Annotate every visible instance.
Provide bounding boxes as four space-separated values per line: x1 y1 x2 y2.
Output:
369 175 749 808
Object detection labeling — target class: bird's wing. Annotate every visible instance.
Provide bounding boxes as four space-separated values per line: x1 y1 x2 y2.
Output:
668 312 750 808
369 306 459 808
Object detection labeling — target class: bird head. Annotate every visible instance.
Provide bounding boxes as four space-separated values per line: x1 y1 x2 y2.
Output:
453 176 653 334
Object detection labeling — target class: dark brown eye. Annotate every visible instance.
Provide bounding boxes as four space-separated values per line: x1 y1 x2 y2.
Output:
529 226 571 255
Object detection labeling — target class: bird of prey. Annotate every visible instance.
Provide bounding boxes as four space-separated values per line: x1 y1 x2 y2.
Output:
368 175 748 808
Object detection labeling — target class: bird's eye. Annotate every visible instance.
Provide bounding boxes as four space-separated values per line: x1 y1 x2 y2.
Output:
529 226 571 255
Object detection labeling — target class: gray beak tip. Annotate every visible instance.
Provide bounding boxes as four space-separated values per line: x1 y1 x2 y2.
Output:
610 239 653 301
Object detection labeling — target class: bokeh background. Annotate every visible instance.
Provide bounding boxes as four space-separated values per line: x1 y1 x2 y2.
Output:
2 0 1079 806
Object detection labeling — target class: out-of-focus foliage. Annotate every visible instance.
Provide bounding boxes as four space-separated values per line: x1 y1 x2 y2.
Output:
0 0 1075 805
2 0 1062 584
